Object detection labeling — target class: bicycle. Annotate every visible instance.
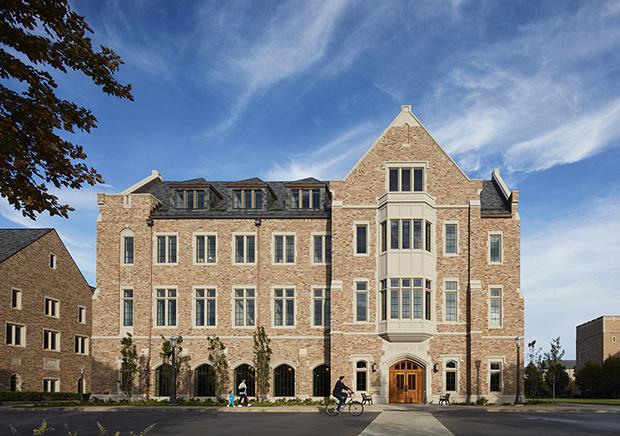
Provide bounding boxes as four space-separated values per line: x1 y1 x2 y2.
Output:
324 393 364 417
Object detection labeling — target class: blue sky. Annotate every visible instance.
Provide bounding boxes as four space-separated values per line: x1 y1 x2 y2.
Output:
2 0 620 358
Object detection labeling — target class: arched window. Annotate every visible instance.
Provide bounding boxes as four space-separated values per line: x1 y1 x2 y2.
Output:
313 365 330 397
155 364 171 397
10 374 21 392
120 228 135 265
195 364 215 397
273 364 295 397
445 360 457 392
234 364 255 397
356 361 368 392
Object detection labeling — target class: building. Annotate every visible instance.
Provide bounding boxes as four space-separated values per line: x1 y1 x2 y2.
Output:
1 228 92 393
92 105 523 403
576 316 620 369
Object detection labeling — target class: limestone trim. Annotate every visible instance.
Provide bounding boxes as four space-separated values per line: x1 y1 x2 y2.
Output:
118 286 134 335
487 356 507 396
270 232 297 266
352 221 370 257
5 321 27 347
350 354 372 394
442 220 460 257
151 285 178 329
230 285 257 329
487 285 504 329
442 277 460 323
440 355 462 394
191 285 218 329
487 231 504 265
192 232 218 265
120 228 135 267
93 335 329 340
270 285 297 329
121 169 161 195
231 232 257 265
152 232 179 266
351 278 372 324
309 232 331 266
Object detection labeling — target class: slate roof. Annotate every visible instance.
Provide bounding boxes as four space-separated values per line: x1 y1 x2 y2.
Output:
0 228 53 263
480 180 511 215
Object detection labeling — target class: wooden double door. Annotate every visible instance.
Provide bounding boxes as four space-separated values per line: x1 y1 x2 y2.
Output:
389 360 424 403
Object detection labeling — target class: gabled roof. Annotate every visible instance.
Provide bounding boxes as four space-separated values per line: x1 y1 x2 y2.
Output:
0 228 53 263
227 177 267 186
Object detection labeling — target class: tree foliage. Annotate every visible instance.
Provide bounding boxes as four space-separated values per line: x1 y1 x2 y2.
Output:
160 336 183 394
0 0 133 219
207 335 229 399
253 326 272 401
119 333 138 400
525 340 546 399
543 337 565 401
576 357 620 398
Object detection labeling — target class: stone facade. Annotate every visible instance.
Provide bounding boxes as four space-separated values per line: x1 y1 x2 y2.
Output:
92 105 523 403
576 316 620 369
0 230 92 393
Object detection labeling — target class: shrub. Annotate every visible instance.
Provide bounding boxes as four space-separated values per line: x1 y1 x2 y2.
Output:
475 397 488 406
0 391 90 402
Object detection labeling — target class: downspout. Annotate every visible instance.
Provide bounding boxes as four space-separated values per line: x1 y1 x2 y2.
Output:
145 217 154 399
466 204 472 402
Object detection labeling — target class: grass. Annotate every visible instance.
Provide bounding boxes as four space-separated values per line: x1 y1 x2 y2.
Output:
530 398 620 406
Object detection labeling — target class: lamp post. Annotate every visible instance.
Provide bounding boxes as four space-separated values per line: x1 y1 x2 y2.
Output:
169 336 178 405
79 365 85 402
515 336 524 405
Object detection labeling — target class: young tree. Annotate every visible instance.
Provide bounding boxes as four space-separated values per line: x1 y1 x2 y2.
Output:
119 333 138 400
525 340 544 399
253 326 272 401
160 336 183 394
207 336 229 399
1 0 133 220
543 337 565 401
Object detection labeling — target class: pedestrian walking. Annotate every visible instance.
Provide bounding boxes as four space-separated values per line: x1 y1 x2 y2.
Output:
237 379 251 407
228 390 235 408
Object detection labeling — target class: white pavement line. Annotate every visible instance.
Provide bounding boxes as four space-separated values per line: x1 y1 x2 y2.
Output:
359 411 454 436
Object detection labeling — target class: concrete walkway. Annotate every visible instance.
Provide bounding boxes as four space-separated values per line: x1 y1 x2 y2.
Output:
359 410 454 436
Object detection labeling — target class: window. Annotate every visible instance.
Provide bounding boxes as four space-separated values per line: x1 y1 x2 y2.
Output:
274 235 295 264
312 234 331 264
74 335 89 355
445 360 457 392
155 235 177 264
78 306 86 324
195 288 216 327
444 281 458 322
44 297 59 318
444 223 458 255
233 189 263 209
312 288 330 327
11 289 22 310
273 288 295 327
413 220 422 249
386 220 428 250
49 253 56 269
355 281 368 322
401 220 411 249
390 220 399 249
380 280 387 321
155 288 177 327
10 374 21 392
5 323 25 346
388 167 424 192
313 365 330 397
234 288 255 327
355 224 368 255
387 278 432 320
195 364 216 397
356 361 368 391
43 329 60 351
489 288 502 327
43 379 59 393
489 233 502 263
174 189 208 209
273 364 295 397
122 289 134 327
122 235 134 264
234 234 256 264
490 362 502 392
380 222 387 253
234 364 256 397
425 221 432 252
195 234 217 264
291 189 321 209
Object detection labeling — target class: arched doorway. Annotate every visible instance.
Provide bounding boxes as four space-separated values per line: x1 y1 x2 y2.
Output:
195 364 215 397
10 374 21 392
234 364 255 397
389 359 424 403
273 364 295 397
155 364 171 397
312 364 330 397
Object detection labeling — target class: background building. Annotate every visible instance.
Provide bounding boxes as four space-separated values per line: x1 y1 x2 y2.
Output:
92 105 523 403
1 228 92 393
576 316 620 369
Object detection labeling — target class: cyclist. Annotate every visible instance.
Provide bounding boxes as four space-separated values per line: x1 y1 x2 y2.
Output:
332 375 353 413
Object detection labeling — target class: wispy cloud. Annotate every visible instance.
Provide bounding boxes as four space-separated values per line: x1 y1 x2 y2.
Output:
523 197 620 357
265 122 379 180
428 2 620 175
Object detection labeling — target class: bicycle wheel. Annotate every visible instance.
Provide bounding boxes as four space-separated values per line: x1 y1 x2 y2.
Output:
324 398 339 416
348 400 364 416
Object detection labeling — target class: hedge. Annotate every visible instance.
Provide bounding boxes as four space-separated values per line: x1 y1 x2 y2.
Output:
0 391 90 402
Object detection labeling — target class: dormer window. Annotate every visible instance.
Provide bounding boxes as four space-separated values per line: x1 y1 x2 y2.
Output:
388 167 424 192
233 189 263 209
174 189 207 209
291 189 321 209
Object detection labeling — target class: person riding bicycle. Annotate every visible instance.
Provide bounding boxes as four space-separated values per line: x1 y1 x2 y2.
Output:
332 375 353 413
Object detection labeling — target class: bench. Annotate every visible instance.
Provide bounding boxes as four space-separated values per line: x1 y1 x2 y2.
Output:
361 393 373 405
439 393 451 405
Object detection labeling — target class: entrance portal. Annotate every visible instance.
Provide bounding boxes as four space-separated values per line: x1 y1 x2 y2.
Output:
389 360 424 403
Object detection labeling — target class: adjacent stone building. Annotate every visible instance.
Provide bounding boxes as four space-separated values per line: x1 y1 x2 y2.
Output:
92 105 523 403
576 316 620 369
1 228 92 393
